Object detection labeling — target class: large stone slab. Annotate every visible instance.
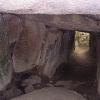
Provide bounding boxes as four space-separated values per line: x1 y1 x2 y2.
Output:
37 30 73 78
11 87 86 100
3 14 23 43
96 36 100 96
13 19 46 72
25 14 100 32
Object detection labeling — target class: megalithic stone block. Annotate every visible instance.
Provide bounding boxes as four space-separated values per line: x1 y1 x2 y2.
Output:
0 14 12 91
11 87 86 100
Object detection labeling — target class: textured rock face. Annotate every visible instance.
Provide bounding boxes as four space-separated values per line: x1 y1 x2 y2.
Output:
3 14 23 43
12 15 75 78
0 14 22 91
13 19 46 72
3 86 22 99
0 14 12 91
0 13 100 91
96 36 100 96
37 29 73 78
28 15 100 32
12 18 70 78
11 87 86 100
0 14 73 90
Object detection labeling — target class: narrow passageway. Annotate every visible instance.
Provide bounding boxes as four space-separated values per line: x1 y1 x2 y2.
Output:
70 47 95 80
53 31 98 100
54 31 96 81
69 31 96 81
73 31 90 60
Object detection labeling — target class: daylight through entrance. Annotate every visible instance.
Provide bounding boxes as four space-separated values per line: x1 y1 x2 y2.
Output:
74 31 90 58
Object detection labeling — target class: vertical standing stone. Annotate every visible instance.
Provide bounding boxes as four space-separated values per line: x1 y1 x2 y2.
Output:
0 14 22 91
0 14 13 91
13 19 46 72
64 31 75 61
89 34 96 58
96 34 100 96
38 29 75 78
3 14 23 43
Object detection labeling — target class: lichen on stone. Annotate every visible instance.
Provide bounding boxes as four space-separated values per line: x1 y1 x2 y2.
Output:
0 55 9 79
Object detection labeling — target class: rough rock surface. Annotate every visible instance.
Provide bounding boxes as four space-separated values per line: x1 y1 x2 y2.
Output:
37 29 70 78
13 20 46 72
0 14 13 91
26 15 100 32
0 13 22 91
3 86 22 99
22 75 41 93
96 37 100 96
12 16 72 78
3 14 23 43
22 75 41 86
24 85 34 93
0 13 100 93
11 87 86 100
0 14 72 90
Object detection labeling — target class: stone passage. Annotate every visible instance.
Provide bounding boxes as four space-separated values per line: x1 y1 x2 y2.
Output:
0 14 100 100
